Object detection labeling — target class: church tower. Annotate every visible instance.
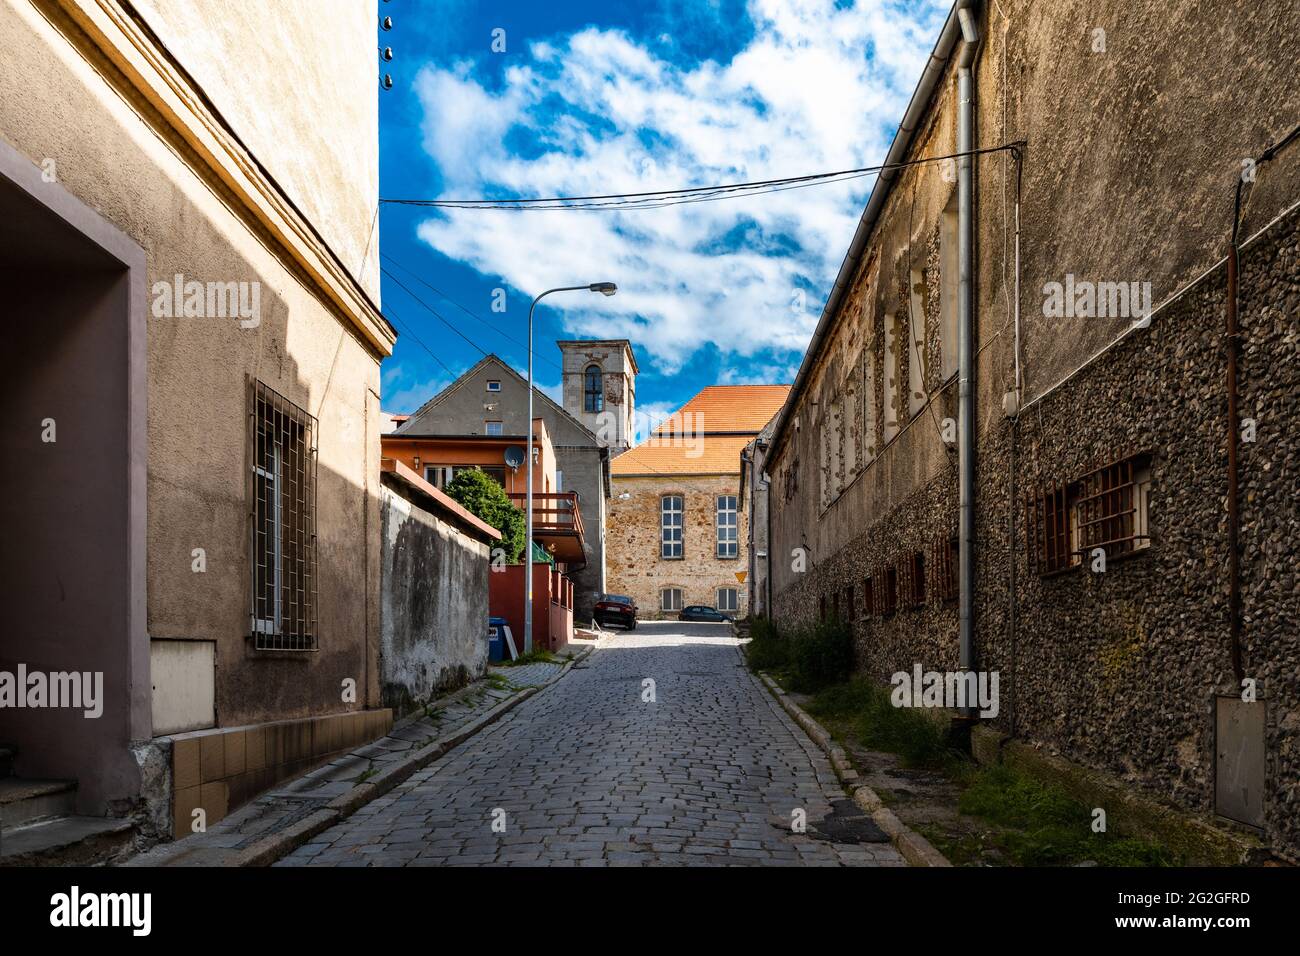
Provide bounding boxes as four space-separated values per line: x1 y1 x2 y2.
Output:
557 339 637 451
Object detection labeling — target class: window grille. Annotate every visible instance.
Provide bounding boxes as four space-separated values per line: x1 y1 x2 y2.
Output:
882 565 898 617
843 585 855 622
907 552 925 607
862 577 874 618
934 535 959 603
1027 483 1080 575
249 380 317 650
1078 454 1152 559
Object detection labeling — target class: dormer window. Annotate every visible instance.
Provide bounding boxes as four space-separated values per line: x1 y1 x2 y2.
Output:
584 365 603 413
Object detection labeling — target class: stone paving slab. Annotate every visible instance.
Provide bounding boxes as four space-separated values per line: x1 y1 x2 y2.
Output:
277 623 906 867
125 650 590 867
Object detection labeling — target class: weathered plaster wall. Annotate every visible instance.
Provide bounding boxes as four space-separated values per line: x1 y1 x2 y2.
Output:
129 0 381 302
608 475 749 619
0 0 386 736
379 481 490 715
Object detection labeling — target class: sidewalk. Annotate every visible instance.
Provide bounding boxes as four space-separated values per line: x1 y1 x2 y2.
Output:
126 644 594 867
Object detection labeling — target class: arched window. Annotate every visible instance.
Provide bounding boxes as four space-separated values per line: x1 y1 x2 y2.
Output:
584 365 603 413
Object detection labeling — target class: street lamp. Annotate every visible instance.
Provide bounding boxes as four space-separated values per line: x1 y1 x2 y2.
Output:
524 282 617 653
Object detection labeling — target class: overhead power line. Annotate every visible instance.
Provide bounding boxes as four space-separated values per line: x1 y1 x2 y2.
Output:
381 253 563 373
380 143 1024 211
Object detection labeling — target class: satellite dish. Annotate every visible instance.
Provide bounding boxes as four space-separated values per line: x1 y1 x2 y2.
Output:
503 445 525 469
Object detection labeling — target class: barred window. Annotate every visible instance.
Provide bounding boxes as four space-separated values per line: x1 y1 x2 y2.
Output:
934 535 959 603
907 552 925 608
717 587 738 613
249 380 317 650
661 587 683 612
660 495 683 559
862 577 874 618
716 495 738 558
843 585 855 622
819 595 827 621
1078 454 1152 559
1027 483 1081 575
883 565 898 617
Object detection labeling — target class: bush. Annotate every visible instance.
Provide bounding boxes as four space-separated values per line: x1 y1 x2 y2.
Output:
744 616 791 672
444 468 525 562
788 618 855 692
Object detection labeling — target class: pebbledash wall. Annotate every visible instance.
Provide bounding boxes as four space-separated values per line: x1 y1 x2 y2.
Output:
765 0 1299 858
607 474 750 619
0 0 394 837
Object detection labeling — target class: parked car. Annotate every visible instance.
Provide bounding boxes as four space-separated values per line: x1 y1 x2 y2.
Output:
594 593 638 629
679 605 732 622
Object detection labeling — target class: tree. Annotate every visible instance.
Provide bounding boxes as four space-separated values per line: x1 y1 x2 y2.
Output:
444 468 526 563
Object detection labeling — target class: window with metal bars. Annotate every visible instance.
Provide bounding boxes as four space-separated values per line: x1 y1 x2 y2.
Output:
843 585 854 622
1078 454 1152 560
934 534 959 603
1027 482 1081 576
882 565 898 617
862 577 873 618
249 380 318 650
906 551 925 608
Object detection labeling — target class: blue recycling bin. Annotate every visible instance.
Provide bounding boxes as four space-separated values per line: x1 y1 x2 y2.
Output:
487 616 509 663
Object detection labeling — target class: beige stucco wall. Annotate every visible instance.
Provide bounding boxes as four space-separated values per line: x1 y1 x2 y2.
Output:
129 0 381 302
607 475 749 618
0 0 385 728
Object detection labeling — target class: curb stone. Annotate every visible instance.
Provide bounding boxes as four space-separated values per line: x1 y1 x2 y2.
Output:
738 647 951 868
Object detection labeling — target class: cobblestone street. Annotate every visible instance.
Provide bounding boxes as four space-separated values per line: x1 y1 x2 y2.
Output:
277 623 904 867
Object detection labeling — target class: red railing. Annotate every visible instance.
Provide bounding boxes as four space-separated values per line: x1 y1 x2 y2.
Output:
507 491 584 539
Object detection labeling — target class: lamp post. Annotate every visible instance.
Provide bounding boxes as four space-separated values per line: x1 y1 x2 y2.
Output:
524 282 617 653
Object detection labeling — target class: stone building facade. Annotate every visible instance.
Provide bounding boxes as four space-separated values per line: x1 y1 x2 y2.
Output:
763 0 1300 859
608 386 789 619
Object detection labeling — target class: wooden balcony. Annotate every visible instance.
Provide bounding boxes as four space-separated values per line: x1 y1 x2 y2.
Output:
507 492 586 566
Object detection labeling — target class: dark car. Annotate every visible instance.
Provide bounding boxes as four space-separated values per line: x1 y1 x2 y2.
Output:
679 605 732 623
594 593 638 630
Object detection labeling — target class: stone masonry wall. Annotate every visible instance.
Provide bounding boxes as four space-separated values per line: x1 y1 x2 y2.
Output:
608 475 750 619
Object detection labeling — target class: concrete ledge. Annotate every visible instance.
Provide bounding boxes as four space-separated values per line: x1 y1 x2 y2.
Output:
970 726 1263 866
749 666 950 867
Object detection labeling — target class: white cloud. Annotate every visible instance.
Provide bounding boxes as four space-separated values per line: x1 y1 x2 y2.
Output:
411 0 947 373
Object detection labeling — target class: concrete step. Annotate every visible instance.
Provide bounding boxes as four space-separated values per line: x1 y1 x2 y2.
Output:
0 777 77 828
0 815 135 865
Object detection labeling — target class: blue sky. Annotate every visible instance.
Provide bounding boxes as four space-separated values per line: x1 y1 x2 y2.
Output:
378 0 948 434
